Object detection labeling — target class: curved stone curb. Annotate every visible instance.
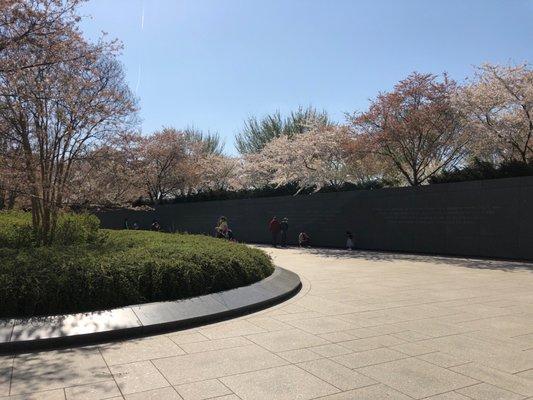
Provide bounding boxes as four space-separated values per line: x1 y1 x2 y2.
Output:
0 267 301 354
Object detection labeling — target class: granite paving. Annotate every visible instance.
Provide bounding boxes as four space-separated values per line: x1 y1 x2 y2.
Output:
1 247 532 399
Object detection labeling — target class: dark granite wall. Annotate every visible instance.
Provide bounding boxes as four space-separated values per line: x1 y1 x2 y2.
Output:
96 176 533 261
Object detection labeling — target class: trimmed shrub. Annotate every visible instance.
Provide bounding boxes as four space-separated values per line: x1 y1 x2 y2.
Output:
131 179 393 206
0 212 274 318
53 213 106 246
0 211 106 248
429 159 533 184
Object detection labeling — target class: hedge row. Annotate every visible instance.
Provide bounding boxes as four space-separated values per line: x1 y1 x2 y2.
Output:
0 212 274 318
131 180 391 206
124 161 533 207
429 159 533 184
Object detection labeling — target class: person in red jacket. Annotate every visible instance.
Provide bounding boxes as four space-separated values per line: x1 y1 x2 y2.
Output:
269 216 281 247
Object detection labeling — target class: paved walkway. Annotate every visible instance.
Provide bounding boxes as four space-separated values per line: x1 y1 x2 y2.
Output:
1 248 533 400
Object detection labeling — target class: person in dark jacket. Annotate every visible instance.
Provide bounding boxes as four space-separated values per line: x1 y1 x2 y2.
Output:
280 217 289 247
269 216 281 247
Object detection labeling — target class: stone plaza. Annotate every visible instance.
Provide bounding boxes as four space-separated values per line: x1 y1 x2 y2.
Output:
1 247 532 399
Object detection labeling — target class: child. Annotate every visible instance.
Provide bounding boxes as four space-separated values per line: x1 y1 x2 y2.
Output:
151 219 161 231
298 232 310 247
346 231 354 250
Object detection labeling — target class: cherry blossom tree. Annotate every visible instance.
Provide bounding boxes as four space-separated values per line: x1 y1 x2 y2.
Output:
350 72 469 186
238 152 277 190
0 0 136 242
456 63 533 163
194 154 240 192
241 124 358 192
342 132 395 185
67 133 144 207
138 128 191 204
0 134 26 209
63 126 237 207
0 1 113 74
139 128 239 201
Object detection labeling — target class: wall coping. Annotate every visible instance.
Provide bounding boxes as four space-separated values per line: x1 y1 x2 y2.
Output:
0 267 301 354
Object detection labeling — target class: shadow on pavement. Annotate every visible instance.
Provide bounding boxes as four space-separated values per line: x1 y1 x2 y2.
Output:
256 244 533 273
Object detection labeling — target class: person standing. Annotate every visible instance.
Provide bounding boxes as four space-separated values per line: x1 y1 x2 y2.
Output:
346 231 354 250
269 216 281 247
280 217 289 247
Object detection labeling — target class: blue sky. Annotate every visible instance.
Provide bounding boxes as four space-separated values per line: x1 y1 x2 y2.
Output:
80 0 533 154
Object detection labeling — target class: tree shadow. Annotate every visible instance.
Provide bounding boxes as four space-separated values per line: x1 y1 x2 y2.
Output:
7 345 114 397
302 247 533 272
5 308 136 344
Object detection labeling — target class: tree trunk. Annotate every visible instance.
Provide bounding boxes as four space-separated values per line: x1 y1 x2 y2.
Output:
7 190 16 209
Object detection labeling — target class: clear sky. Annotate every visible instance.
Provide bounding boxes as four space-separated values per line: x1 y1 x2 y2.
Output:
80 0 533 154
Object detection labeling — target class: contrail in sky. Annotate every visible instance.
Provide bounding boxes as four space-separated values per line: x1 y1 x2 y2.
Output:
135 64 142 93
136 0 144 93
141 1 145 30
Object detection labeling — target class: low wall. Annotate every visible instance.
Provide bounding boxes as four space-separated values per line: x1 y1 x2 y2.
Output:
96 176 533 261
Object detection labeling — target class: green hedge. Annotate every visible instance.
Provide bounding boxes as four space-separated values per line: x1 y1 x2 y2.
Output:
129 180 393 207
429 159 533 184
0 211 106 248
0 212 274 318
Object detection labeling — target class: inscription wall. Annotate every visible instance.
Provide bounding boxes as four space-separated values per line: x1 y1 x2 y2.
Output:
96 176 533 260
374 206 501 225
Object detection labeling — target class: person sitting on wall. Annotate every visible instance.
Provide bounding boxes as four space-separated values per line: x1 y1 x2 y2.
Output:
269 216 281 247
346 231 354 250
298 232 310 247
151 219 161 231
215 216 229 239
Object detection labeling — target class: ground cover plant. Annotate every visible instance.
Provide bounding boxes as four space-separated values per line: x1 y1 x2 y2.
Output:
0 211 274 318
